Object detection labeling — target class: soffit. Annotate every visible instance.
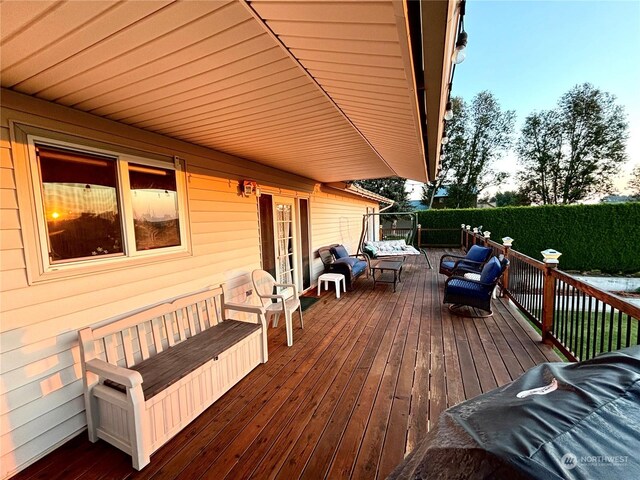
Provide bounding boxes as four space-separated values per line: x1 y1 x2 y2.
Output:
248 0 427 181
0 0 429 182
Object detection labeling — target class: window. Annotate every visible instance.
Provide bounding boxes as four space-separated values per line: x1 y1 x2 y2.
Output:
29 138 188 272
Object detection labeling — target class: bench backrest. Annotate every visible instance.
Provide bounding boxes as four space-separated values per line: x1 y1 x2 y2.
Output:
79 286 226 369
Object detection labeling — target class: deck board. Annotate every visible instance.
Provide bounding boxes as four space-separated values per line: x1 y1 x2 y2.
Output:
13 249 561 480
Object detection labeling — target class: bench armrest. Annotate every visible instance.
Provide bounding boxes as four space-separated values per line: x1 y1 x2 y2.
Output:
85 358 142 388
224 302 265 315
224 302 267 326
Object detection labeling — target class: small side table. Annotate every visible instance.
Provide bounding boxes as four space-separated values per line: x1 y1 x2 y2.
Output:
317 273 346 299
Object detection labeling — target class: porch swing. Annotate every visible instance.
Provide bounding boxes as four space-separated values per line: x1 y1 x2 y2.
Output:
357 212 432 268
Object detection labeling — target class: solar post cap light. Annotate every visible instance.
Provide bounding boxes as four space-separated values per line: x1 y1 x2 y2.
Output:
541 249 562 264
502 237 514 247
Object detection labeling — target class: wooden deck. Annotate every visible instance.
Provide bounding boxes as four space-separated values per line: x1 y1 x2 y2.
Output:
15 249 560 480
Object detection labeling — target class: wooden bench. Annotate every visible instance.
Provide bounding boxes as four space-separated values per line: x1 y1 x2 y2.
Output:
78 285 267 470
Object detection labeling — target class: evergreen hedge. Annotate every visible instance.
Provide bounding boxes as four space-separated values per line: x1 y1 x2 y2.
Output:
417 203 640 273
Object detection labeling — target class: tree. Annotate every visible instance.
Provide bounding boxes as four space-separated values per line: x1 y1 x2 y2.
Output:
494 190 530 207
429 93 515 208
517 83 628 204
629 165 640 199
354 177 410 214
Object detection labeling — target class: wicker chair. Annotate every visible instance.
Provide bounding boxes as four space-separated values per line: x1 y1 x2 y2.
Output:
439 245 493 277
443 257 510 317
318 244 369 290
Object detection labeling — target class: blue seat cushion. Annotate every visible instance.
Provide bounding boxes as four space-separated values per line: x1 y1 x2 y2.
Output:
331 245 350 259
480 257 502 284
446 278 485 299
441 260 455 271
351 260 367 276
334 257 367 276
467 245 492 263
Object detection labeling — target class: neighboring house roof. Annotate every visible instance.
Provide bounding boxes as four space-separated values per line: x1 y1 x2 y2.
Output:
0 1 459 184
433 185 479 197
601 195 634 203
326 182 394 205
434 187 450 198
408 200 425 210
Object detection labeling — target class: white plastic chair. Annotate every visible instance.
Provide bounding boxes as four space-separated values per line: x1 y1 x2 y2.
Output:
252 270 303 346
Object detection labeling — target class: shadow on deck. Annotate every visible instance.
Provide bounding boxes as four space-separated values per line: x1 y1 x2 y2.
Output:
15 249 560 480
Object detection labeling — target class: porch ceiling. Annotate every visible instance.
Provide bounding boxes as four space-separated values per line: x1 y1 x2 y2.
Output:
0 0 453 183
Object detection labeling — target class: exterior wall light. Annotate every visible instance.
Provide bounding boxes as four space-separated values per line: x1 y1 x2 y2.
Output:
444 101 454 121
502 237 514 247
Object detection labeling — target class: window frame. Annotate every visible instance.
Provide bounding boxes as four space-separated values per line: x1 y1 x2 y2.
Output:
25 133 190 277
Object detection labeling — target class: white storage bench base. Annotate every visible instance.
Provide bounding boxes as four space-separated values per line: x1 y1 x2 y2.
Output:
79 285 267 470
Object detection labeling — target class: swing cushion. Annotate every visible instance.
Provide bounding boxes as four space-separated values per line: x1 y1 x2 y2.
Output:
364 240 421 257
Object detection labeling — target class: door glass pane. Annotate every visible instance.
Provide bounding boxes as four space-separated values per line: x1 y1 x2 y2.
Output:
276 204 293 285
128 163 181 250
259 195 276 278
299 199 311 289
37 145 124 263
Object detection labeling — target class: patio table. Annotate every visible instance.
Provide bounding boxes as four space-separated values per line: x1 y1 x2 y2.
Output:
370 259 404 292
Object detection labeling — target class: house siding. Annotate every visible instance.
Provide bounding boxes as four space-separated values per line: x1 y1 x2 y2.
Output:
0 92 376 478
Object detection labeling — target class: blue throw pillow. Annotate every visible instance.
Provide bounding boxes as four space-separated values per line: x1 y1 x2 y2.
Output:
363 244 377 258
331 245 349 259
467 245 492 263
480 257 502 284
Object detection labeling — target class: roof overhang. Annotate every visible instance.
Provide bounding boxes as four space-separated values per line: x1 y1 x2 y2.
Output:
324 182 395 205
0 0 457 183
420 0 460 180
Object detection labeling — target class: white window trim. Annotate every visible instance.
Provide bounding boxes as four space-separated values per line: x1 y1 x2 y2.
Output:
21 133 191 282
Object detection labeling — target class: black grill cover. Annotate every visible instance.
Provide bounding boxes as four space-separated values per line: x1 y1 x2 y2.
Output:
388 346 640 479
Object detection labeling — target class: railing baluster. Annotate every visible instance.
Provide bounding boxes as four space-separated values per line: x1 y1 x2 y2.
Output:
592 299 599 359
577 291 584 360
617 309 623 350
572 289 577 358
608 307 615 353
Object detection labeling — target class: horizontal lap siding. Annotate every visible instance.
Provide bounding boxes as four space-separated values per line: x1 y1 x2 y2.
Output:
0 93 375 478
310 191 374 279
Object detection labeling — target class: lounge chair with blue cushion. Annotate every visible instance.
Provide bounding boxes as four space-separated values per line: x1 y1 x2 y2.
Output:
318 244 369 290
439 245 492 277
443 256 509 317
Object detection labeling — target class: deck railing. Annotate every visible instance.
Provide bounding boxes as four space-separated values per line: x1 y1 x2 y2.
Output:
379 227 414 241
457 227 640 362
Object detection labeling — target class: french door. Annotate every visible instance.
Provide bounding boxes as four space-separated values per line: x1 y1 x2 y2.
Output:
274 196 296 298
259 194 312 298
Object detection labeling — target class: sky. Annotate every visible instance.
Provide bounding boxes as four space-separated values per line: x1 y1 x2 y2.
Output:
408 0 640 200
